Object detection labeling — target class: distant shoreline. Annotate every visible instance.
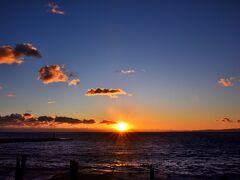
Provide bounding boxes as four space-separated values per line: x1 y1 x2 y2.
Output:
0 128 239 133
0 137 73 144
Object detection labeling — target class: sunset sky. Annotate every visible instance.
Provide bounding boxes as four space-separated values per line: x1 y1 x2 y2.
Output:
0 0 240 131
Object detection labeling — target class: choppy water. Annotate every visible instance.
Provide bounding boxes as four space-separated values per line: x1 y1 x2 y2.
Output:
0 132 240 178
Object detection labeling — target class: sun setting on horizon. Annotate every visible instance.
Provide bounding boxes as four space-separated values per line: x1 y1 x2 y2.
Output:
115 122 129 132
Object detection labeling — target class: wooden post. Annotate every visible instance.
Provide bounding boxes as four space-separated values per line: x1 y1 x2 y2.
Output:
15 156 21 180
15 155 27 180
150 165 154 180
70 160 78 180
20 155 27 177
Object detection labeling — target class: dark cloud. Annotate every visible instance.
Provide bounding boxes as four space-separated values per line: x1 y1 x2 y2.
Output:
221 117 233 123
0 43 41 65
48 3 65 15
55 116 82 124
14 44 41 58
0 113 96 128
217 117 240 124
217 117 240 123
54 117 95 124
100 120 117 125
0 114 24 126
82 119 95 124
38 116 54 122
86 88 127 98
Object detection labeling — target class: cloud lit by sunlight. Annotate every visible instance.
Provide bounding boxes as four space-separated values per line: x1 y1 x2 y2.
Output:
0 43 41 65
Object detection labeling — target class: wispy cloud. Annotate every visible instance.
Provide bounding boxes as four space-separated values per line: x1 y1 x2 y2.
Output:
68 79 80 86
86 88 128 98
115 69 136 75
120 69 136 75
48 3 65 15
47 101 55 104
0 113 96 128
218 78 233 87
221 117 233 123
217 117 240 123
0 43 41 65
116 68 146 75
7 93 16 97
217 76 240 87
100 120 117 125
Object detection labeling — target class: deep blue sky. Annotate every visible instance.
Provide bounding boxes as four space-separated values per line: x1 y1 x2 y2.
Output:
0 0 240 130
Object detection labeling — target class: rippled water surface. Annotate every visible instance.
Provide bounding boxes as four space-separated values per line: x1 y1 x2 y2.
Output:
0 132 240 177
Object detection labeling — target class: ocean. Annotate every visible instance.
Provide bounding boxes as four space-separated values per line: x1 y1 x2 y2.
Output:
0 132 240 179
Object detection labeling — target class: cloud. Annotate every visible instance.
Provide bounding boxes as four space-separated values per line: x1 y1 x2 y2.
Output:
47 101 55 104
221 117 233 123
38 65 80 86
120 69 136 75
0 114 25 126
0 85 2 90
0 43 41 65
229 76 240 82
82 119 95 124
68 79 80 86
0 113 96 128
38 65 68 84
115 69 136 75
48 3 65 15
38 116 54 122
0 46 22 64
22 113 33 120
218 78 233 87
216 117 240 123
55 116 82 124
100 120 117 125
86 88 127 98
54 117 95 124
217 76 240 87
14 44 41 58
7 93 16 97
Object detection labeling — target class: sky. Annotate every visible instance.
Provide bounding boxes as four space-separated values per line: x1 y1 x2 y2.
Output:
0 0 240 131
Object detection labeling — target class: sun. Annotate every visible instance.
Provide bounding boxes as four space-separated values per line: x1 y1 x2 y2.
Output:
115 122 128 132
